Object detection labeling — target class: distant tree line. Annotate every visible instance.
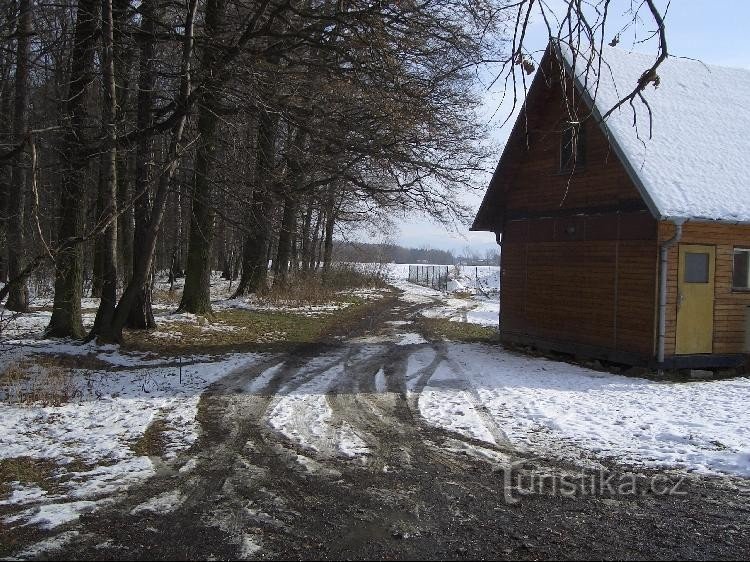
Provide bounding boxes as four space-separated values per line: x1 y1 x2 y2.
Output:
332 241 499 266
333 242 456 265
0 0 507 342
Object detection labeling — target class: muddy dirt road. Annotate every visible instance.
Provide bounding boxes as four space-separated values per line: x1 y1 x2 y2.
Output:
17 295 750 560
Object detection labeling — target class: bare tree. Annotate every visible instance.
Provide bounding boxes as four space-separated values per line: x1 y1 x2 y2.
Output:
5 0 32 312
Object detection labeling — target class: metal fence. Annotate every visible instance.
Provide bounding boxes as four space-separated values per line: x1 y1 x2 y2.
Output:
408 265 449 292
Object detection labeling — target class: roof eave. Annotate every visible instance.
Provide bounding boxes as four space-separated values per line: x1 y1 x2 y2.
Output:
553 42 664 222
471 47 555 234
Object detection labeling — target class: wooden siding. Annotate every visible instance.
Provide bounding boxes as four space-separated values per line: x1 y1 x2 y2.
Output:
501 74 645 215
660 221 750 356
496 65 659 361
484 54 750 365
501 213 657 358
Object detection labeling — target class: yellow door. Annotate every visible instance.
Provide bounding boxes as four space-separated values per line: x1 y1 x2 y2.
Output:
675 244 715 354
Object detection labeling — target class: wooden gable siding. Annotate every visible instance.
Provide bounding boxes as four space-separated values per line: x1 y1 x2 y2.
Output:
660 222 750 356
497 67 659 360
502 73 645 215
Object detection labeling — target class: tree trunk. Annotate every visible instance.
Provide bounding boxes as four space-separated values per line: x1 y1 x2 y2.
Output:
218 216 231 279
289 208 299 274
273 129 306 287
126 0 157 329
322 198 336 276
300 200 313 273
91 172 104 298
93 0 197 342
308 208 323 272
5 0 32 312
0 45 10 284
117 154 133 282
233 110 278 297
178 0 226 315
113 0 132 285
46 0 99 338
89 0 119 339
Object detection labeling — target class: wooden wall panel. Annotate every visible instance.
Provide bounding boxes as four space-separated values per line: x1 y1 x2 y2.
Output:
660 222 750 355
501 75 644 216
501 216 657 358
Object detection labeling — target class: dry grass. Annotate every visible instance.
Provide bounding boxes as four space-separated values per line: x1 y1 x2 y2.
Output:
0 362 80 406
0 457 58 497
153 288 182 306
124 307 345 353
257 264 389 306
125 265 392 354
130 418 170 457
418 318 500 344
451 291 474 300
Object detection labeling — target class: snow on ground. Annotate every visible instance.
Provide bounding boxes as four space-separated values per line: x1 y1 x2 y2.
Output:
0 269 385 532
417 361 496 444
396 333 428 346
383 265 500 327
2 262 748 542
379 263 500 295
420 295 499 327
215 297 354 317
417 342 750 477
0 349 264 529
382 279 750 477
265 355 369 458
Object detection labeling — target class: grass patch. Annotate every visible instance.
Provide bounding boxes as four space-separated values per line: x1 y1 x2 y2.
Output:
152 288 182 306
0 362 81 406
256 264 389 306
123 307 338 353
130 418 170 457
123 294 398 354
418 318 500 344
451 291 474 300
0 457 58 498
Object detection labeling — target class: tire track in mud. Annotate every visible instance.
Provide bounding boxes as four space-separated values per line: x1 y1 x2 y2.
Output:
27 287 750 561
22 290 516 560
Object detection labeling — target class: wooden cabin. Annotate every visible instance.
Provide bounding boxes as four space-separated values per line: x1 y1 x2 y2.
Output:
472 43 750 368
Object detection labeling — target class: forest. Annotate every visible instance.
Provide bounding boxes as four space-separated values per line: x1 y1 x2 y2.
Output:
0 0 511 343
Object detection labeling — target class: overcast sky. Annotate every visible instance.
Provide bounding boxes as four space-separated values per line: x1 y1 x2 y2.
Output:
371 0 750 255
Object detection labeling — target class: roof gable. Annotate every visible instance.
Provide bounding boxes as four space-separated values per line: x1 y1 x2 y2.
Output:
559 44 750 224
473 44 750 232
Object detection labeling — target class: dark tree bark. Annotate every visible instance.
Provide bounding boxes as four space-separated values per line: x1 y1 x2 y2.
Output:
116 154 133 282
233 110 279 297
126 0 157 329
322 190 336 276
299 199 313 273
273 129 306 287
89 0 119 339
113 0 133 285
92 0 197 342
218 215 231 279
46 0 99 338
289 207 299 274
0 39 10 283
178 0 227 315
308 207 323 272
5 0 32 312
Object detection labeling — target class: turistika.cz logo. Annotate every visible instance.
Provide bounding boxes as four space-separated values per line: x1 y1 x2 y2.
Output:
499 459 688 505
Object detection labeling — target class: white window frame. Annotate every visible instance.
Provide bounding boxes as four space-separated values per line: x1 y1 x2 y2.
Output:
732 247 750 290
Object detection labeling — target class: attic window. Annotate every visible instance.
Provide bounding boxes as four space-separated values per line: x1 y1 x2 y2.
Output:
733 248 750 289
560 122 586 172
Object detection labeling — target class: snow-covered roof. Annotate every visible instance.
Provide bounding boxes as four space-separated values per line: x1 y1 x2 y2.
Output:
560 44 750 224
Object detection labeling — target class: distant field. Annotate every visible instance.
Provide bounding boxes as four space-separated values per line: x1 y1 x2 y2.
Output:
377 263 500 294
